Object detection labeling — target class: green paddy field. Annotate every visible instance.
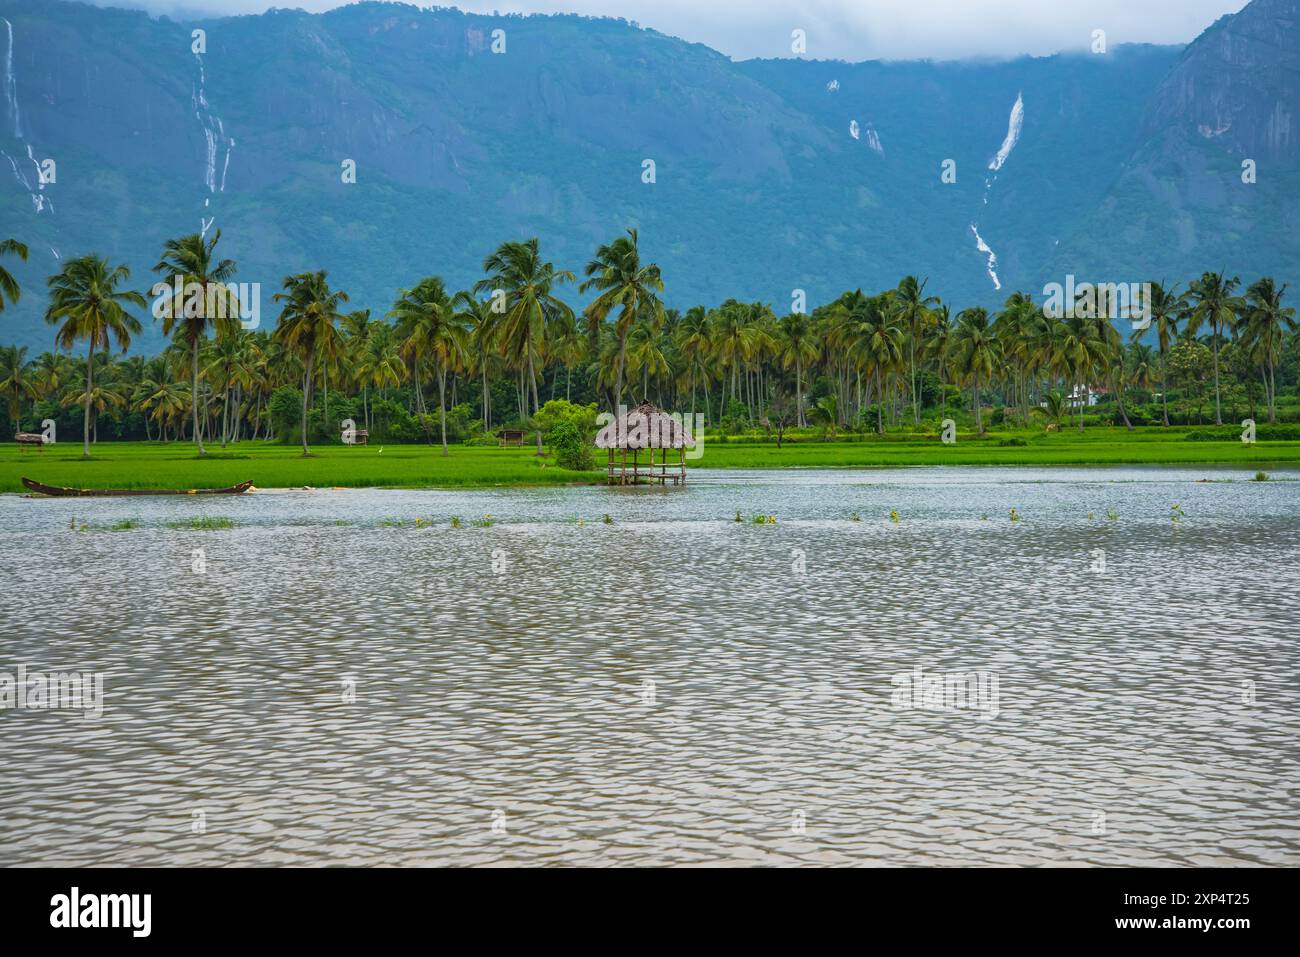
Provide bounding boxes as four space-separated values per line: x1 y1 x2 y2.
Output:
2 427 1298 492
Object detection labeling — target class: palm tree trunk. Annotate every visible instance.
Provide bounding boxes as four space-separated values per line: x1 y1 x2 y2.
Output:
876 368 884 434
796 359 804 427
1161 367 1170 427
221 382 230 448
1212 320 1223 425
301 352 314 455
191 337 206 455
909 335 919 426
438 365 448 456
528 353 543 455
82 342 93 458
974 370 984 435
1268 360 1277 423
614 337 627 405
1113 364 1133 431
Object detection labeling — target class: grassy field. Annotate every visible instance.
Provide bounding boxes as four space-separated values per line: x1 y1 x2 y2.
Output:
2 428 1298 492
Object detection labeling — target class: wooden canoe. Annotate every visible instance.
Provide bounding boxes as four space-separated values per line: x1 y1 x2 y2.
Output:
22 477 254 497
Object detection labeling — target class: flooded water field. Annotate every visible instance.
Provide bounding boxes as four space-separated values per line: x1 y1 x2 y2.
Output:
1 466 1297 866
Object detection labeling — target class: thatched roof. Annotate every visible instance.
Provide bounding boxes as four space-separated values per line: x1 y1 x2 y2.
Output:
595 401 696 450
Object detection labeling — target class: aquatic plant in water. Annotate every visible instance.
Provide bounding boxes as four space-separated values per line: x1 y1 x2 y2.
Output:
168 517 235 530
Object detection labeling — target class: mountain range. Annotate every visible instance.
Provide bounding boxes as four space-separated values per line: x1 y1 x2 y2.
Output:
0 0 1296 350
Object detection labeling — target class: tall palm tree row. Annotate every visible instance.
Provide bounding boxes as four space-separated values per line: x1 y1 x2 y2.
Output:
4 228 1296 446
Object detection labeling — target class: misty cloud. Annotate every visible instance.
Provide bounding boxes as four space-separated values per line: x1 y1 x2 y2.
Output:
83 0 1248 61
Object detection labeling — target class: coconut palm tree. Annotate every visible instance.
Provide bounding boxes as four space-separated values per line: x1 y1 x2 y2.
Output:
1051 313 1109 432
135 375 189 441
673 305 713 419
0 238 29 312
946 306 1001 434
45 255 145 456
579 228 664 405
1186 272 1243 426
273 271 347 455
391 276 465 455
451 292 499 432
626 315 671 404
893 275 939 425
0 345 35 435
851 294 904 434
546 309 587 403
709 300 761 422
1133 281 1187 427
1038 389 1067 430
152 230 238 455
474 238 575 454
1241 277 1295 423
775 312 818 427
994 291 1037 424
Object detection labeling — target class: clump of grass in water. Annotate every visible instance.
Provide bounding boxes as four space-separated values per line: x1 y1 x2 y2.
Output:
169 516 235 530
850 511 860 522
471 515 494 528
735 510 743 523
1254 471 1269 482
603 513 613 524
1106 508 1120 522
1009 508 1021 523
109 518 141 532
450 516 462 528
889 510 900 524
1171 503 1186 523
751 513 777 525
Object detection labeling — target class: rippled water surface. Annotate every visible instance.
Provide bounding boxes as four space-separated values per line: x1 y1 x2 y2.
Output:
1 466 1298 866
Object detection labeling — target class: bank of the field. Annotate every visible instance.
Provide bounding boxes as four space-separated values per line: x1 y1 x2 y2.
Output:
2 428 1298 492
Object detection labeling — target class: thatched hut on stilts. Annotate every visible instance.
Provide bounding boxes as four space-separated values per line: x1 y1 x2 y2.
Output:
595 401 693 486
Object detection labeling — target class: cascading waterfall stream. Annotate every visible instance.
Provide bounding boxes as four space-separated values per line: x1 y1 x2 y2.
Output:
970 92 1024 291
3 17 20 138
192 51 235 237
1 17 54 230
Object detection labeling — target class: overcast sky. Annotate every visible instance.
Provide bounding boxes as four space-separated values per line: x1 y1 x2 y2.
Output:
91 0 1250 61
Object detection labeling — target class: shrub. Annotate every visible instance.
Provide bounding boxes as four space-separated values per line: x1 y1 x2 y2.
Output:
534 399 598 438
550 419 594 471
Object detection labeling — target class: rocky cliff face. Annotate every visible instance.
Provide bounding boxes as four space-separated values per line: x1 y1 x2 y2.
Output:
1046 0 1299 291
1141 0 1297 161
0 1 1294 349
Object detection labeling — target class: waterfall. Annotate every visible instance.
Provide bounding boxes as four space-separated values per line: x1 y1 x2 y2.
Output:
2 18 20 139
970 93 1024 290
192 51 235 234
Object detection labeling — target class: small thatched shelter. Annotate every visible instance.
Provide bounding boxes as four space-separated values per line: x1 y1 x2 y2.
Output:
594 401 694 486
